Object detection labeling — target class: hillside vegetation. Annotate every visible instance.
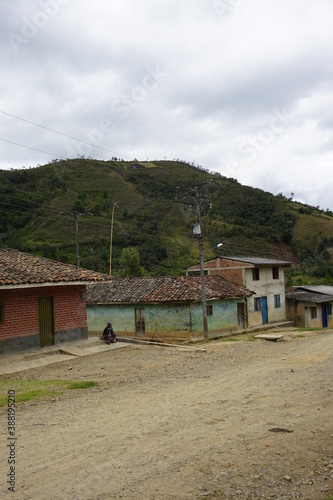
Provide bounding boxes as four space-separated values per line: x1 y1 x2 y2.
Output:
1 158 333 285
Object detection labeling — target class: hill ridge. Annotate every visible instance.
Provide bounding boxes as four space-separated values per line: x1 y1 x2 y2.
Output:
0 158 332 285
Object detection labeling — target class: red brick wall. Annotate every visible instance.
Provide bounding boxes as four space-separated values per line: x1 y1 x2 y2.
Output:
286 299 305 327
209 268 244 286
0 285 87 341
187 258 245 286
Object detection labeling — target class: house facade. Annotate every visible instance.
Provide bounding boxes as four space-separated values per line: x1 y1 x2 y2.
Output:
86 275 253 340
187 257 291 328
0 249 111 353
286 285 333 328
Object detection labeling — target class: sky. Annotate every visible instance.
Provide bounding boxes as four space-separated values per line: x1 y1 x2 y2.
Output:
1 0 333 210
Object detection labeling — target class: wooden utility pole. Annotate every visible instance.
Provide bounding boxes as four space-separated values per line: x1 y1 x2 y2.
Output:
109 202 118 277
60 211 92 269
74 212 80 269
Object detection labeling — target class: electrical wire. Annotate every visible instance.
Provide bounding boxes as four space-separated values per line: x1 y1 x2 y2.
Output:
0 138 65 160
0 109 132 160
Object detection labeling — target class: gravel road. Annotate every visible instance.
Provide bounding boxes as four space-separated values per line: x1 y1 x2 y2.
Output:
1 329 332 499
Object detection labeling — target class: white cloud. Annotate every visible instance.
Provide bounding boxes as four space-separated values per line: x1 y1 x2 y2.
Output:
1 0 333 209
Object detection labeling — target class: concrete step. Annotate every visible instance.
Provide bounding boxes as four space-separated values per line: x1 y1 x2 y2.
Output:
0 339 131 375
255 334 284 342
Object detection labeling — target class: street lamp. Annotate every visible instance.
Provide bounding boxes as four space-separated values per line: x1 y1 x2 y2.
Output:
176 181 214 340
193 187 209 339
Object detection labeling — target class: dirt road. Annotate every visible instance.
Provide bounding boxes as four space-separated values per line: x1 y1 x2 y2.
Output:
1 329 333 499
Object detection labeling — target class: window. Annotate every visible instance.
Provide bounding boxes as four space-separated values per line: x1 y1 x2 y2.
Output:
0 304 3 323
254 298 261 312
207 305 213 317
252 268 260 281
274 294 281 308
310 307 317 319
327 303 332 316
272 267 279 280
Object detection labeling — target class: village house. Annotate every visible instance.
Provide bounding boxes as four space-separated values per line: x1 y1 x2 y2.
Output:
86 275 253 340
186 256 291 328
286 285 333 328
0 248 111 353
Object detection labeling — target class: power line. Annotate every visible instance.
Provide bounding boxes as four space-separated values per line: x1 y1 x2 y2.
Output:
0 109 132 159
0 138 65 160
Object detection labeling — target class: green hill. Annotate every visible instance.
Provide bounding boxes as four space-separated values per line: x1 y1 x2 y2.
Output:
1 158 333 285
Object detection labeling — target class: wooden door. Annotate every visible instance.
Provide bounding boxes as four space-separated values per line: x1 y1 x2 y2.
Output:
38 297 55 347
135 308 145 337
237 303 245 329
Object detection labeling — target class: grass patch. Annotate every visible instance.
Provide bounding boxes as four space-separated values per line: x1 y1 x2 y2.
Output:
0 379 98 407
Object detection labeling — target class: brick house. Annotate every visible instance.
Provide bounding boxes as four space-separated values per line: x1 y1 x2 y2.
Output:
86 275 253 340
0 249 111 353
187 256 291 328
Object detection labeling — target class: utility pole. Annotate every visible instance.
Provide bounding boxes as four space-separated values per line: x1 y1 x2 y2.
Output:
109 202 118 277
195 186 208 338
60 211 92 269
74 212 80 269
176 180 212 339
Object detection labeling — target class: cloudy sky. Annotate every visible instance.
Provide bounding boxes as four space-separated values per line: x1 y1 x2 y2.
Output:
1 0 333 209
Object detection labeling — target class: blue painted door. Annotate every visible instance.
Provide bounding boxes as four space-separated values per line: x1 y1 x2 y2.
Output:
261 296 268 324
322 304 328 328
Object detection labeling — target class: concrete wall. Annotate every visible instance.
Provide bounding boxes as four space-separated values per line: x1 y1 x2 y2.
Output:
187 260 288 328
0 285 88 353
87 299 244 339
244 267 287 327
286 300 333 328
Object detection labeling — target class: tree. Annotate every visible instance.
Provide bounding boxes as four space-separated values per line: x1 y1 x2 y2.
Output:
118 247 145 278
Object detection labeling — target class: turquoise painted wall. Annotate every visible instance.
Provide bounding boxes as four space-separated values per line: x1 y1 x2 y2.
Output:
87 299 242 335
87 304 137 334
206 299 240 331
87 299 243 336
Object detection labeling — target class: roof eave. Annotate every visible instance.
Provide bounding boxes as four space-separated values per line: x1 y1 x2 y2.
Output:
0 281 103 290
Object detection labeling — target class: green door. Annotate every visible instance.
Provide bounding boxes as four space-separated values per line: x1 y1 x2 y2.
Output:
38 297 55 347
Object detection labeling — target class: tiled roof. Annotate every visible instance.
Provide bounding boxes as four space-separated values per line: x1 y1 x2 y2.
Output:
87 275 253 304
0 249 112 287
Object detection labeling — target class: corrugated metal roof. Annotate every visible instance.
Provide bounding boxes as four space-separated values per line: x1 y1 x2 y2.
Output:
221 256 292 267
295 285 333 296
187 256 292 271
285 289 333 303
0 249 112 286
87 275 254 304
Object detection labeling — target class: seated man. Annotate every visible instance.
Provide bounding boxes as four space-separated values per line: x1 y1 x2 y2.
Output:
101 321 117 344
